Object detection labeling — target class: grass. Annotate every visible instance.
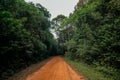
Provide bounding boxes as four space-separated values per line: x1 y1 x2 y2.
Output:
64 57 114 80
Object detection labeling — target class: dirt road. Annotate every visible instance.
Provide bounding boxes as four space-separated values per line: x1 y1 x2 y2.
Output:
26 56 87 80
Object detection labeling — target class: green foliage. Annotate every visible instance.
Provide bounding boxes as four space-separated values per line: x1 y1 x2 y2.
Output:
51 14 68 55
60 0 120 78
64 57 119 80
0 0 56 79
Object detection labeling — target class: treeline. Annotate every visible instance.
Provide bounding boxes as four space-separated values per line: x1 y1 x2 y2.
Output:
54 0 120 79
0 0 57 79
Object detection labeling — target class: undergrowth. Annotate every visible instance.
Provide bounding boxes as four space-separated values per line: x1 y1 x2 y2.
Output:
64 57 120 80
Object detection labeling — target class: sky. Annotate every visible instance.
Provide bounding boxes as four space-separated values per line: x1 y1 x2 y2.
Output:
25 0 79 19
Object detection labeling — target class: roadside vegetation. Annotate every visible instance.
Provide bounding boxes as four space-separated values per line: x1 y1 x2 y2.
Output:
0 0 58 79
52 0 120 80
0 0 120 80
64 57 120 80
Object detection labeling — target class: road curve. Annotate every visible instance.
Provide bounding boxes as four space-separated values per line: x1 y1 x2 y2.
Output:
26 56 88 80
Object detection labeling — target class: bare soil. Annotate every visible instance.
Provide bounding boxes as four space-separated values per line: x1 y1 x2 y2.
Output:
8 57 52 80
9 56 88 80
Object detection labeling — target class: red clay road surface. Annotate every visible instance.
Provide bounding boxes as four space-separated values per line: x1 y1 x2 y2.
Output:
26 56 88 80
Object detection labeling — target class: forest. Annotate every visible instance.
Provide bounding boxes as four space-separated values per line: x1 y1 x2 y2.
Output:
0 0 57 79
52 0 120 79
0 0 120 80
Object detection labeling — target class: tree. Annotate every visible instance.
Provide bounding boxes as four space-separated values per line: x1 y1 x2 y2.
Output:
63 0 120 72
74 0 88 11
0 0 56 79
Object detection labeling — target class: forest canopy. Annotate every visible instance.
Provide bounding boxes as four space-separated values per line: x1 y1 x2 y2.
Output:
0 0 57 79
52 1 120 79
0 0 120 80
